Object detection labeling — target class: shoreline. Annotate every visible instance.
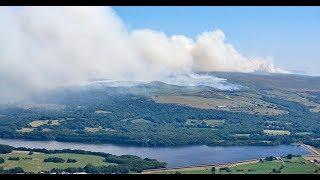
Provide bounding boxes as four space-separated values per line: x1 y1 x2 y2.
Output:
299 143 320 156
0 137 299 148
142 143 319 174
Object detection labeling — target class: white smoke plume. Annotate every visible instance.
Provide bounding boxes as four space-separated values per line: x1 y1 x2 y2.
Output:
131 29 287 73
0 6 286 103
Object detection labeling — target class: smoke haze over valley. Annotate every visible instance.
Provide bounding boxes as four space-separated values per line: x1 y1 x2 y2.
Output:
0 7 289 103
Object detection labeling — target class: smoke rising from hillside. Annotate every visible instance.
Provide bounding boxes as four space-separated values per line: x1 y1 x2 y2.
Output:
0 7 286 103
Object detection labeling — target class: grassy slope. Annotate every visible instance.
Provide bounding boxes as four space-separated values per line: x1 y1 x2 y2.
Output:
281 158 318 174
0 151 111 173
224 157 318 174
149 157 319 174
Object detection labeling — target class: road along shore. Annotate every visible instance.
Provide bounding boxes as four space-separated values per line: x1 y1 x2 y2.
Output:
142 143 320 174
142 159 260 174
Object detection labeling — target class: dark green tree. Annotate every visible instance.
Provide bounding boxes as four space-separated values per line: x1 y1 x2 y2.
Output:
66 158 77 163
286 154 293 159
43 157 65 163
0 144 14 154
8 157 20 161
0 157 4 164
211 166 216 174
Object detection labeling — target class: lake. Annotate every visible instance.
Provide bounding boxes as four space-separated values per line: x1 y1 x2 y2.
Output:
0 138 310 168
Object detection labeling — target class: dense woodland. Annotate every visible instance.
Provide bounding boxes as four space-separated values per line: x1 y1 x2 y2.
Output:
0 73 319 147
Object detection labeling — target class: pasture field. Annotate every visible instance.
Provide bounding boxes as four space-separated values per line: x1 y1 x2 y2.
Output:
266 90 320 113
295 132 313 136
0 151 110 173
203 120 225 126
16 120 64 133
131 119 152 124
42 128 52 132
153 94 286 116
232 134 251 137
94 110 112 114
185 119 225 127
263 130 291 135
16 128 34 133
29 120 62 128
252 107 286 116
84 127 102 133
85 126 117 133
147 157 320 174
50 120 62 126
220 157 318 174
30 120 49 127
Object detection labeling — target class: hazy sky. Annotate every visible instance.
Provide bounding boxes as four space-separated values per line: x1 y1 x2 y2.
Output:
113 6 320 76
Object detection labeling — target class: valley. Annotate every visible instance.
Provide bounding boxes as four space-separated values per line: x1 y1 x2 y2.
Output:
0 72 320 148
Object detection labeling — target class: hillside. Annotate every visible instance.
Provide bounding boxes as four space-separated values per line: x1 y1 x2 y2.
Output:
0 72 319 147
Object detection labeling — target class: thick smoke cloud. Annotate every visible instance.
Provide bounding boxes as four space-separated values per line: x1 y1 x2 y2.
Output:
131 29 287 73
0 6 286 103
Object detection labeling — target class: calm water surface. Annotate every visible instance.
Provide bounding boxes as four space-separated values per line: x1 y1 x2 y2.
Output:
0 138 309 168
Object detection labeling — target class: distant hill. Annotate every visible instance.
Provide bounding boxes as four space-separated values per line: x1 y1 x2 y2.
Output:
206 72 320 91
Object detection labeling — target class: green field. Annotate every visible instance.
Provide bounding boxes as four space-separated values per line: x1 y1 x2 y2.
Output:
149 157 320 174
295 132 313 136
85 126 102 133
85 126 117 133
131 118 152 124
29 120 62 128
185 119 225 127
94 110 112 114
16 128 34 133
153 94 286 116
225 157 319 174
203 120 225 126
263 130 291 135
266 90 320 113
232 134 251 137
0 151 112 173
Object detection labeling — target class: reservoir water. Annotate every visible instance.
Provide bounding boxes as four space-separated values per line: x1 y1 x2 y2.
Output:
0 138 309 168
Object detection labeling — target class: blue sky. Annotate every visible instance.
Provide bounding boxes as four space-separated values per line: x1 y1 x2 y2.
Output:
113 6 320 75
